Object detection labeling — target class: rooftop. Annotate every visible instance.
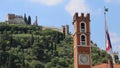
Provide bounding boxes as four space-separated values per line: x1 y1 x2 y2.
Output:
92 63 120 68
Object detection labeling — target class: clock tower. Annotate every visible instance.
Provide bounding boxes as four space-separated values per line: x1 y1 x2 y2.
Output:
73 13 91 68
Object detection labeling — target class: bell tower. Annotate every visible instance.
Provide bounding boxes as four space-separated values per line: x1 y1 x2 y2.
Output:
73 13 91 68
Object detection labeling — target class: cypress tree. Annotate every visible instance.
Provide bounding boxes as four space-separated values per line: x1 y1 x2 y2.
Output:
28 16 31 25
24 14 28 24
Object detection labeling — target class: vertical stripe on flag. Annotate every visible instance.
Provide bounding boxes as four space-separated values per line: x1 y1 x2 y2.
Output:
105 22 115 64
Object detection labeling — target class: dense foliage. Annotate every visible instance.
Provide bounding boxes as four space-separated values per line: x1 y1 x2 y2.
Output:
0 23 73 68
91 43 120 66
0 23 119 68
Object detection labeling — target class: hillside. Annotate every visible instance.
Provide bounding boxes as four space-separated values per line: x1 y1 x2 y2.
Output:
0 23 119 68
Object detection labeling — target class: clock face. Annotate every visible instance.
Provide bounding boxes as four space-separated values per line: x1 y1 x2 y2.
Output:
79 54 89 64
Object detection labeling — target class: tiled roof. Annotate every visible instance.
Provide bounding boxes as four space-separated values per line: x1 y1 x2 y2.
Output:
92 63 120 68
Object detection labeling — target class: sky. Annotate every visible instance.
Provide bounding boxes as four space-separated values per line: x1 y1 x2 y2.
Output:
0 0 120 59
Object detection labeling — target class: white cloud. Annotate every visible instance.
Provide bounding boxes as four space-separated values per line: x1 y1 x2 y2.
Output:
30 0 63 6
105 0 120 3
114 45 120 49
65 0 90 16
105 0 111 3
110 32 120 44
109 32 120 55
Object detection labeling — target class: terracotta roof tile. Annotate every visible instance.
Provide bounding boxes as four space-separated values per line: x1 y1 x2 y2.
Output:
92 63 120 68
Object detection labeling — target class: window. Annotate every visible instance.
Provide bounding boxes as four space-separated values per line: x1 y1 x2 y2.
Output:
80 35 86 45
80 22 86 32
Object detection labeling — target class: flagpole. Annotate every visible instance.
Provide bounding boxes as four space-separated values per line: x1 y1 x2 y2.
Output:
104 7 108 68
104 7 116 68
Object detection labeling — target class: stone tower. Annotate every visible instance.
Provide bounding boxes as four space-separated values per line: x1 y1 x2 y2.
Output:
65 25 69 35
73 13 91 68
33 16 38 26
61 25 69 35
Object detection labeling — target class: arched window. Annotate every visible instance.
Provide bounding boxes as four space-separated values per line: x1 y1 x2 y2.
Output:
80 35 86 45
80 22 86 32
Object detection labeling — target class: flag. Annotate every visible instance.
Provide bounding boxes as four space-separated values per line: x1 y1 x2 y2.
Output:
105 22 115 64
105 8 108 12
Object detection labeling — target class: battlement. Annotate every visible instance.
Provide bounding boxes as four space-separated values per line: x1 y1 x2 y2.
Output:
61 25 69 35
7 14 23 20
6 13 26 24
113 52 119 56
73 12 90 24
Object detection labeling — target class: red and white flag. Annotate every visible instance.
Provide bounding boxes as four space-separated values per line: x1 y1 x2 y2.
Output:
105 22 115 64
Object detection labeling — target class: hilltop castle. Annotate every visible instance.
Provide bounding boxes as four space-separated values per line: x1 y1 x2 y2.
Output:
6 14 26 24
6 13 38 26
5 13 70 35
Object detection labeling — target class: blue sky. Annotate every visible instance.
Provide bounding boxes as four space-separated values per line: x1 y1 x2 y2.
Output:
0 0 120 59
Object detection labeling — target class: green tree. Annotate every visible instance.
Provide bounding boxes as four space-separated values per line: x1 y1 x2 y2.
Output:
28 15 31 25
24 14 28 24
